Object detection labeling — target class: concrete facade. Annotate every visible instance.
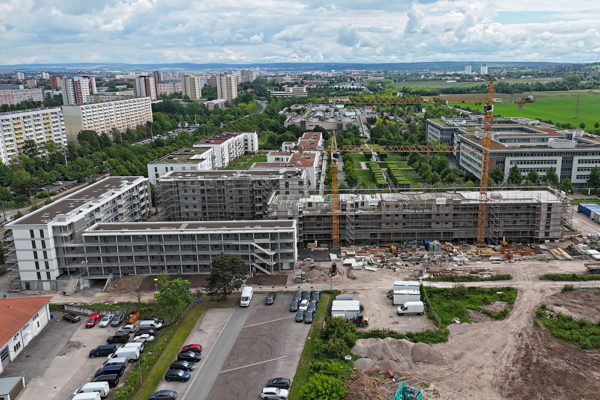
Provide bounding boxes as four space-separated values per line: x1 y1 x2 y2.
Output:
0 88 44 106
147 147 214 185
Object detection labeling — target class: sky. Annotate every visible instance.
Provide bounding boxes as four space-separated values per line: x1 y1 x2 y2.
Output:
1 0 599 65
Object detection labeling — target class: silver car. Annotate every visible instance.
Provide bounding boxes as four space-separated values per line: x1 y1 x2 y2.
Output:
98 314 114 328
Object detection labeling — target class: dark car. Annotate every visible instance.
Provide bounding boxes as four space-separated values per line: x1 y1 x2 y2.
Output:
304 310 314 324
165 369 191 382
177 351 202 362
289 299 299 312
181 344 202 353
307 300 317 313
170 360 196 371
302 290 311 301
295 309 305 322
138 328 157 336
150 390 178 400
93 374 120 388
62 313 80 323
89 344 117 358
312 291 321 303
94 364 125 378
107 333 129 344
294 290 302 301
266 377 291 390
265 292 276 305
110 312 125 327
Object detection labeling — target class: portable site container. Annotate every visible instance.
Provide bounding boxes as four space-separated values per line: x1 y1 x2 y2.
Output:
578 203 598 217
393 289 421 306
331 300 361 320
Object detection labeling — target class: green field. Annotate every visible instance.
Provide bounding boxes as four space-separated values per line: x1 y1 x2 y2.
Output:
387 77 561 89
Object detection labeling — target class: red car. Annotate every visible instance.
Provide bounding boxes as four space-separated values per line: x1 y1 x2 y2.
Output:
181 344 202 353
86 312 101 328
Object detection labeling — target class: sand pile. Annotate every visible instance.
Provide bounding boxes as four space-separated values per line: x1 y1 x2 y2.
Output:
353 337 445 372
354 358 375 372
105 275 145 293
378 359 402 373
352 337 413 361
411 342 444 364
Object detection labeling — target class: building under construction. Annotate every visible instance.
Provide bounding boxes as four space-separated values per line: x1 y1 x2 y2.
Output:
269 189 565 247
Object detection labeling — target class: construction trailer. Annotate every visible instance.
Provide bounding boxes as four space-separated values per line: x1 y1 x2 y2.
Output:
392 281 421 306
331 299 361 320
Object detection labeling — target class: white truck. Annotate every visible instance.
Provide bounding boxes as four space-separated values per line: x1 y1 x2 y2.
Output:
397 301 425 315
240 286 253 307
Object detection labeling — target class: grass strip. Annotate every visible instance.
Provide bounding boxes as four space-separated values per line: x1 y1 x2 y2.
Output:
288 293 332 400
425 274 512 282
540 273 600 281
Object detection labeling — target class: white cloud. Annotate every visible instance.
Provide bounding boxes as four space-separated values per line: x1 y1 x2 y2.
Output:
0 0 599 64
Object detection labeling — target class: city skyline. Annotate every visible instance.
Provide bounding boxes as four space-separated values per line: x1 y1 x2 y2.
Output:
1 0 599 65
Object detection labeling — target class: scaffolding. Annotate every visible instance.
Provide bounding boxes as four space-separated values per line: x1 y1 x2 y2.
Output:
2 230 21 291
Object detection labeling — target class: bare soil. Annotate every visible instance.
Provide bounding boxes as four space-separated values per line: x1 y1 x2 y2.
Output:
548 289 600 323
480 300 507 314
246 274 287 286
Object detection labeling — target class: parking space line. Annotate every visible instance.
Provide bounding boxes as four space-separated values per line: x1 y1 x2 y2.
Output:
243 315 295 328
219 356 287 374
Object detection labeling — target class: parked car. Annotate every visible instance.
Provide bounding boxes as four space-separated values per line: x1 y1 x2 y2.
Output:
294 290 302 301
133 334 155 343
289 299 299 312
89 344 117 358
110 312 125 327
266 377 291 390
86 313 101 328
312 291 321 304
125 311 140 324
142 316 165 325
138 328 157 336
98 314 114 328
177 351 202 362
139 320 163 330
94 364 126 378
260 387 289 399
307 300 317 313
93 374 120 388
150 390 178 400
265 292 277 305
170 360 196 371
295 309 305 323
118 324 137 334
107 333 129 344
302 290 311 301
298 300 309 311
304 311 314 324
165 369 191 382
52 181 63 186
181 344 202 353
62 313 80 323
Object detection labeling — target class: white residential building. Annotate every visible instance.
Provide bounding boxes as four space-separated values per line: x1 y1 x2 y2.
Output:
134 75 157 101
480 63 488 75
269 86 308 97
156 82 182 96
241 69 257 83
60 77 97 105
61 97 153 141
0 108 67 164
193 131 258 168
216 74 237 101
147 146 214 185
181 75 202 100
0 88 44 106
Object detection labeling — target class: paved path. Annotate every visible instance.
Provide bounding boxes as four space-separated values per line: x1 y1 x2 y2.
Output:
182 306 250 400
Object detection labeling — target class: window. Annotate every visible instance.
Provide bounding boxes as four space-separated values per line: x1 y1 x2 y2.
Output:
35 261 39 270
31 240 36 249
13 342 21 352
45 261 49 269
39 230 44 238
30 230 34 239
36 272 41 280
46 272 50 280
43 251 47 259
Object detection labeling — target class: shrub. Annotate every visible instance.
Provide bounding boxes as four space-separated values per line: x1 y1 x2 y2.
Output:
299 373 347 400
540 273 600 281
323 337 350 359
309 360 353 380
536 306 600 349
562 284 576 292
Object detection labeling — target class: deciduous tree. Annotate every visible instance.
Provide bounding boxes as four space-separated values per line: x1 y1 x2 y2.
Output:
207 254 248 301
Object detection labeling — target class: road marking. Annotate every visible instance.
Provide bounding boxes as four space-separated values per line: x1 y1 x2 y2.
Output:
219 355 287 374
243 315 295 328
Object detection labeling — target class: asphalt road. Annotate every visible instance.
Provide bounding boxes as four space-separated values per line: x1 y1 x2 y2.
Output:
182 306 250 400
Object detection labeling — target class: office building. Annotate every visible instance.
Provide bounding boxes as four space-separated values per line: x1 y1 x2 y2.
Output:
181 75 202 100
157 169 308 221
5 176 150 290
156 82 182 96
15 72 24 80
0 108 67 164
62 97 153 141
269 190 563 247
216 74 237 101
464 65 472 74
480 63 488 75
241 69 257 83
193 131 258 168
147 146 214 185
134 75 157 100
0 88 44 106
60 77 97 105
153 71 164 83
50 75 66 89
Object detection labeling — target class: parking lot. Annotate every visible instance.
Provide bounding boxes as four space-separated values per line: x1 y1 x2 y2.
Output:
206 293 311 400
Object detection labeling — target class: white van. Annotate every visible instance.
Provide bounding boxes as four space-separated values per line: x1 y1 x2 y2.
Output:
397 301 425 315
123 342 144 351
108 347 140 362
73 382 110 398
72 392 102 400
240 286 253 307
139 320 162 330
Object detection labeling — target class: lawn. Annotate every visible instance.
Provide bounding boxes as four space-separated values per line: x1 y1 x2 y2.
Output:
349 153 368 169
536 305 600 349
399 169 418 185
355 169 376 188
225 153 267 170
387 77 561 89
571 198 600 205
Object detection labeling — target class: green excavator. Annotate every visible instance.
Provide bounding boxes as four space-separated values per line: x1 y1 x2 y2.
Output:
393 380 423 400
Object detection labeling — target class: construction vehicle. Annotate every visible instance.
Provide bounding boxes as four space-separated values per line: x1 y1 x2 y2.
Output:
351 313 369 328
393 380 423 400
329 263 337 276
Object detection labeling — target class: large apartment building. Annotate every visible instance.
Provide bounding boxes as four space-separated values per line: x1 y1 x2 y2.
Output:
157 169 308 221
62 97 153 141
6 177 150 290
269 190 563 247
193 131 258 168
181 75 202 100
0 87 44 106
0 108 67 164
216 74 238 101
426 117 600 187
60 77 97 105
134 75 158 101
147 147 213 185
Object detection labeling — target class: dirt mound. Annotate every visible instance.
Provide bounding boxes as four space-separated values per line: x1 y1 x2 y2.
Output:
481 301 507 314
354 357 375 372
105 275 145 293
344 373 394 400
352 337 413 361
138 275 207 291
411 342 444 364
378 359 401 373
549 289 600 323
467 309 492 322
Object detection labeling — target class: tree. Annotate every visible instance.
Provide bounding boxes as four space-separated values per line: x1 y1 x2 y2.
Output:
588 167 600 193
560 178 574 194
299 373 347 400
156 277 194 322
545 167 559 187
594 122 599 129
207 254 248 301
580 122 586 130
507 165 522 185
490 166 504 183
527 169 539 184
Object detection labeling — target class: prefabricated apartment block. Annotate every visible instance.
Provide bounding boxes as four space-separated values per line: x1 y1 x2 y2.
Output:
269 190 563 247
157 169 308 221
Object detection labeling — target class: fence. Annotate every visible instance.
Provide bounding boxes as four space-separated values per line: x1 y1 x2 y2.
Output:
420 285 442 328
64 304 126 316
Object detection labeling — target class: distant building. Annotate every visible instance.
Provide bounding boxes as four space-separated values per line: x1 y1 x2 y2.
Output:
156 82 181 96
60 77 97 105
181 75 202 100
15 72 24 80
206 75 218 87
464 65 472 74
241 69 257 83
147 146 214 185
480 63 488 75
216 74 237 101
41 72 50 80
24 79 37 89
0 88 44 106
153 71 164 83
193 131 258 168
61 97 152 141
269 86 307 97
134 75 157 100
50 75 65 89
203 99 227 110
0 108 67 164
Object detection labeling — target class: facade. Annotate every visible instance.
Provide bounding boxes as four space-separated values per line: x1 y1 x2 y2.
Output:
241 69 257 83
147 147 214 185
216 74 237 101
50 75 65 89
156 82 182 96
0 296 52 374
426 117 600 187
15 73 24 80
193 131 258 168
181 75 202 100
134 75 157 100
0 108 67 164
153 71 164 83
6 176 150 290
480 63 488 75
269 86 308 97
78 220 298 276
464 65 472 74
0 88 44 106
60 77 97 105
41 72 50 80
157 169 308 221
269 190 563 247
61 97 153 141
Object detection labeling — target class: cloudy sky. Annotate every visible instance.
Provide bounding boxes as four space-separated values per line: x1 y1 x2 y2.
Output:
1 0 599 65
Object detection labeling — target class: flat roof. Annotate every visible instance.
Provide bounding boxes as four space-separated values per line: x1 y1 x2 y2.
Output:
0 296 52 346
10 177 144 226
85 220 296 232
0 377 24 394
194 131 253 146
159 169 303 181
289 152 317 168
148 147 210 164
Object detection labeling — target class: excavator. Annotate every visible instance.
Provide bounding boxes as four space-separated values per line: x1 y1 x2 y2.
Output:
393 380 423 400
